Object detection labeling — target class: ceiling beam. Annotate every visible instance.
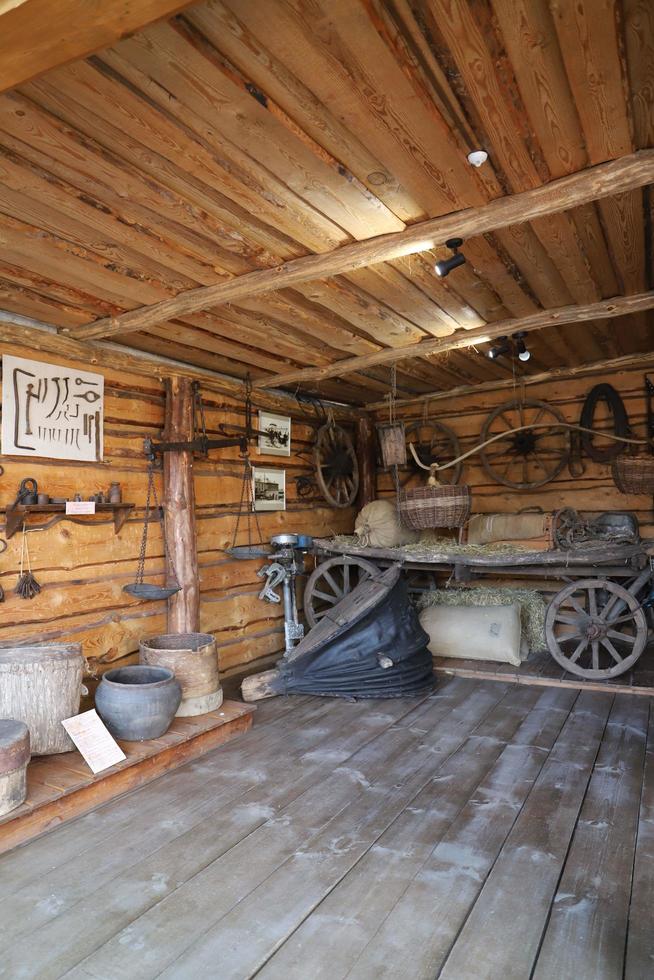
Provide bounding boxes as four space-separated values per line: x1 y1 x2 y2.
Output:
0 0 197 93
364 350 654 412
253 291 654 389
67 150 654 342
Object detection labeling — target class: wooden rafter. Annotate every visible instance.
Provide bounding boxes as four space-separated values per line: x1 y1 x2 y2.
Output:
66 151 654 342
0 0 198 93
253 292 654 389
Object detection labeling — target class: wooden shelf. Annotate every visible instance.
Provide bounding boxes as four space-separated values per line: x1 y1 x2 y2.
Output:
0 700 254 856
4 502 134 539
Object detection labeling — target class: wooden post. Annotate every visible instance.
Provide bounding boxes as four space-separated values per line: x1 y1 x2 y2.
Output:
163 376 200 633
356 413 377 509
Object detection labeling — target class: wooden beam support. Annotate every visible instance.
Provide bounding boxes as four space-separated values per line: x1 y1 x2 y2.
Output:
364 349 654 412
356 414 377 509
163 376 200 633
67 151 654 342
0 0 197 93
254 292 654 389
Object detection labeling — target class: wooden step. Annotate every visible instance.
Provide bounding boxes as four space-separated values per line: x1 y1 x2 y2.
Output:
0 700 254 856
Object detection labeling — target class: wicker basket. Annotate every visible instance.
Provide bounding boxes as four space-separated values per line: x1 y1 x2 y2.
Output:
377 422 407 467
399 484 471 530
612 455 654 495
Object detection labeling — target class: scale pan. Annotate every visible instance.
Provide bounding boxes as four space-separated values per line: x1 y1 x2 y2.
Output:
123 583 181 600
227 545 271 560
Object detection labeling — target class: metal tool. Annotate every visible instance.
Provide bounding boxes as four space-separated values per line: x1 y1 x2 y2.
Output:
257 533 313 657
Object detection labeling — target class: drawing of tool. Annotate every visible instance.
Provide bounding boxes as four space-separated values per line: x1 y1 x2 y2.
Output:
62 377 70 405
75 377 99 386
46 377 62 418
12 368 36 451
94 411 101 461
74 390 101 403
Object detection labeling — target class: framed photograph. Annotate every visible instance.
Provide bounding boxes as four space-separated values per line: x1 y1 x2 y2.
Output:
252 467 286 512
258 411 291 456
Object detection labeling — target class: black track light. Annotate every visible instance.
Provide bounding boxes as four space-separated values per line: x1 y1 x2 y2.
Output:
487 336 510 360
434 238 466 277
513 331 531 362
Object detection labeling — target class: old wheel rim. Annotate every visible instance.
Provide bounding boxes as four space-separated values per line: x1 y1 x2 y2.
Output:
545 579 647 679
480 398 570 490
400 420 462 488
304 556 379 628
313 424 360 509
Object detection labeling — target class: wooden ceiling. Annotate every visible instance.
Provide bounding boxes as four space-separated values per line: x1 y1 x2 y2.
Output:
0 0 652 405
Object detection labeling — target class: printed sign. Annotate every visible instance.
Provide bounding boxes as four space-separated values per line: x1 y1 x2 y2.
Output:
2 354 104 461
62 709 126 774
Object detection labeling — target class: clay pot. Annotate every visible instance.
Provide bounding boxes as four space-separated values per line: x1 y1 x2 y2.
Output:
95 665 181 741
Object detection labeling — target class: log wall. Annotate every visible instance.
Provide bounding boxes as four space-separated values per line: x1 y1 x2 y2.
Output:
373 360 654 539
0 341 356 680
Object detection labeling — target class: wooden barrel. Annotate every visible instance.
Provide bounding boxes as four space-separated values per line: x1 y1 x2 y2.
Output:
139 633 222 717
0 720 30 817
0 645 84 754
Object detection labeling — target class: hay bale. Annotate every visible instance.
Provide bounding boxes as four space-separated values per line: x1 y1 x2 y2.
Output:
417 587 547 654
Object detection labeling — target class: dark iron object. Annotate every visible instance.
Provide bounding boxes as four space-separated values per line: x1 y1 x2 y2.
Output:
227 544 271 560
579 384 630 462
646 375 654 453
265 566 434 699
123 583 181 600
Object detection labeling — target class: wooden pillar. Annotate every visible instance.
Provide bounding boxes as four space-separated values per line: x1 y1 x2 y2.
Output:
356 413 377 509
163 376 200 633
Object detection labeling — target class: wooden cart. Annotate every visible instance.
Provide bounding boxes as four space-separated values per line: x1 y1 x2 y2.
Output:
307 537 654 681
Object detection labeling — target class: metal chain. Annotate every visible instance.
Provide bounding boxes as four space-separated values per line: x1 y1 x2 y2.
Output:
135 463 154 586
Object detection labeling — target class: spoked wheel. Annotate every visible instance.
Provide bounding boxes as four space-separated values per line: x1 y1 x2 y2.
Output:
313 423 360 509
304 556 379 628
400 420 462 487
480 399 569 489
545 578 648 679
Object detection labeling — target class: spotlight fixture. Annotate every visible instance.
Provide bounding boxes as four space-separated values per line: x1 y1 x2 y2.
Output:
513 331 531 362
467 150 488 167
487 336 510 360
434 238 466 277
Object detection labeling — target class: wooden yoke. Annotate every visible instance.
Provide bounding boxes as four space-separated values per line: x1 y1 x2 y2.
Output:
163 377 200 633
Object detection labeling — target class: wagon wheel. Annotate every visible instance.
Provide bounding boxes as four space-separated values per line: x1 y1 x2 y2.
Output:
304 555 379 628
400 420 462 487
545 578 648 679
313 423 360 509
480 398 569 489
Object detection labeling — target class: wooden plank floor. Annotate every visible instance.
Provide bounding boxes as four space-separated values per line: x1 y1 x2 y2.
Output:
0 678 650 979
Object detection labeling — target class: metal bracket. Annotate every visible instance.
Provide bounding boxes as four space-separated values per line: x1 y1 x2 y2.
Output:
144 433 249 460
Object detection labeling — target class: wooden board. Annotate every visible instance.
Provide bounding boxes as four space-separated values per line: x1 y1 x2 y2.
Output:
0 700 253 856
2 679 652 979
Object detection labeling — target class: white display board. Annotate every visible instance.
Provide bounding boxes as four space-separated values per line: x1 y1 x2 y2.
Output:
62 710 126 774
2 354 104 461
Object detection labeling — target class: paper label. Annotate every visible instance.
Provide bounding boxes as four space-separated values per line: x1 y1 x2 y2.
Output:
62 709 126 774
65 501 96 515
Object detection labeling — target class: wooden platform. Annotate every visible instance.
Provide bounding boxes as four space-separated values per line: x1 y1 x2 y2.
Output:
0 680 651 979
0 700 253 857
435 643 654 696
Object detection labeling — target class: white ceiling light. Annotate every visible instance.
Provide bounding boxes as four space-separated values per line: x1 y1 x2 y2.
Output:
467 150 488 167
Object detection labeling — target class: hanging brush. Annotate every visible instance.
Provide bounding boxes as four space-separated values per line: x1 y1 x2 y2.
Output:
15 524 41 600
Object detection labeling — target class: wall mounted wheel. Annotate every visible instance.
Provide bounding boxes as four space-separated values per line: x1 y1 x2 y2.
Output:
400 420 462 487
545 578 648 679
304 555 379 628
313 423 360 509
480 398 569 489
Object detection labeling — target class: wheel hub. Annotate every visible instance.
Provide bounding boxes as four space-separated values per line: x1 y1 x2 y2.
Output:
584 620 607 640
511 431 538 456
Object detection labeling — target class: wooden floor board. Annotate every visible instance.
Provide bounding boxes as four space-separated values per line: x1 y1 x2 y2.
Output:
0 677 649 980
533 696 649 980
